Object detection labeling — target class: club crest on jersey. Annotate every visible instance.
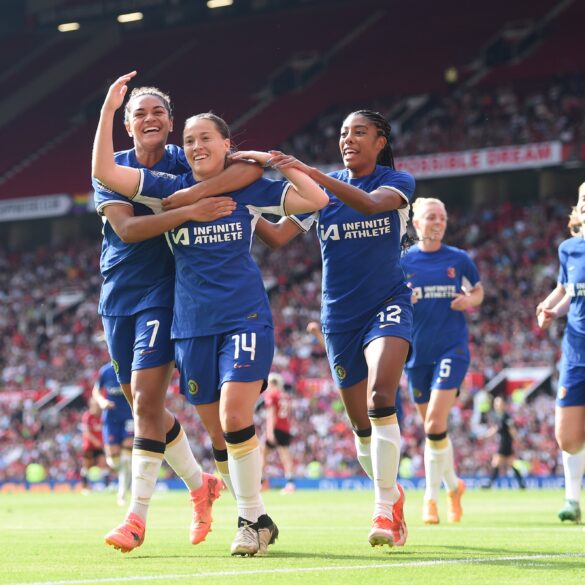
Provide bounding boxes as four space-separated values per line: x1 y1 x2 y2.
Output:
447 267 456 278
334 365 346 381
188 379 199 396
558 386 568 400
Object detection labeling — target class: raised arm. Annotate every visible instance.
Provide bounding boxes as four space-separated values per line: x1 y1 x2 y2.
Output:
267 152 406 215
162 161 264 210
92 72 142 197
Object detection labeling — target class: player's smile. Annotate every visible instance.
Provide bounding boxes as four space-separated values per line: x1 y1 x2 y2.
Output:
183 117 230 180
125 95 172 146
339 113 386 176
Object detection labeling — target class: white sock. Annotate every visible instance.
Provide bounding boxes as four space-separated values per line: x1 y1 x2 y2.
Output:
354 433 373 479
164 428 203 492
227 436 266 523
424 440 443 501
370 418 401 519
442 437 459 492
129 452 164 520
119 449 132 501
562 448 585 502
215 458 235 498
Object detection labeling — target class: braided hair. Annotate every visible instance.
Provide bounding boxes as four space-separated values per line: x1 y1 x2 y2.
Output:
349 109 395 169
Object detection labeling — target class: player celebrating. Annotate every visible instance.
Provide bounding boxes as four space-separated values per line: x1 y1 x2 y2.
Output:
254 110 415 548
80 398 108 493
92 72 328 556
400 197 483 524
92 362 134 505
537 190 585 524
261 373 296 494
93 73 262 553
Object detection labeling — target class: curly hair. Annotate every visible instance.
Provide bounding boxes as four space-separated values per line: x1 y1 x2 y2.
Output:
124 86 173 124
346 109 395 169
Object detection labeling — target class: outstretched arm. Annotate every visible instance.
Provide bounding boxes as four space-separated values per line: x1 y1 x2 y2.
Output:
230 150 329 214
267 152 406 215
92 71 141 197
162 162 264 210
254 217 303 250
103 198 237 243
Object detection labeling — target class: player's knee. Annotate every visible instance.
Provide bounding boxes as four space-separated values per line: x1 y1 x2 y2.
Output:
424 418 447 436
133 390 161 423
556 433 584 454
367 386 395 410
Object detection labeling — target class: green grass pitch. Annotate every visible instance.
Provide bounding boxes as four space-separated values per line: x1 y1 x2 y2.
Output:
0 488 584 585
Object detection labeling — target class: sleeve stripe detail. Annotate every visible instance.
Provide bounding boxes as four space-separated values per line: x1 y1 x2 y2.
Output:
378 185 408 205
96 200 133 216
287 215 309 233
132 170 145 200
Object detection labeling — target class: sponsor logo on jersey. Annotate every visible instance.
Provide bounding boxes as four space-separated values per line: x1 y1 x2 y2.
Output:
334 365 347 381
447 267 456 278
558 386 568 400
188 379 199 396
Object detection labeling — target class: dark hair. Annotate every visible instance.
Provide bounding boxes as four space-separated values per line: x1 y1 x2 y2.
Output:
124 86 173 124
185 112 231 140
348 109 395 169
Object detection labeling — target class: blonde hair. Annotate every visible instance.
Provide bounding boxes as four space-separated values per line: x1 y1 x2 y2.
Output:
412 197 447 221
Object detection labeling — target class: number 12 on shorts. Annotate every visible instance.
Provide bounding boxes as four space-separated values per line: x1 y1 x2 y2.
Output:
232 332 256 360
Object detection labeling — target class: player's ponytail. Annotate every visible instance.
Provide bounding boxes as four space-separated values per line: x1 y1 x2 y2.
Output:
350 110 395 169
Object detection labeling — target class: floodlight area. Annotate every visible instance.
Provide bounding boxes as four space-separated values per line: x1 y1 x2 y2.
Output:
117 12 144 23
57 22 80 32
207 0 234 8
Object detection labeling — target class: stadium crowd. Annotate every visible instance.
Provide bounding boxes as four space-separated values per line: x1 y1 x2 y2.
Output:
281 75 585 163
0 195 571 483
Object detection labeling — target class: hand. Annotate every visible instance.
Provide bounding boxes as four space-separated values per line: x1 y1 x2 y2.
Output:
450 293 470 311
102 399 115 411
267 150 314 174
103 71 137 113
535 302 546 317
229 150 271 166
162 187 204 210
407 282 418 305
306 321 321 336
537 308 556 330
186 196 236 222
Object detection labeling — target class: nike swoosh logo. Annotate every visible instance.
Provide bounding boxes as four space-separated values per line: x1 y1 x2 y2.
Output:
380 324 395 329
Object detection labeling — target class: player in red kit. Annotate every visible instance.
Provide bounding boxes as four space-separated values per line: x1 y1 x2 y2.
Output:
262 373 296 494
80 398 108 492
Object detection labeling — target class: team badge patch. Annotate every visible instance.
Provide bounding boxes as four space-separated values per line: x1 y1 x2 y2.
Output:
334 365 347 381
447 267 456 278
188 379 199 396
558 386 568 400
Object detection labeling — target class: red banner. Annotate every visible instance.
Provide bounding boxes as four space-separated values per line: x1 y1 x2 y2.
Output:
395 141 562 179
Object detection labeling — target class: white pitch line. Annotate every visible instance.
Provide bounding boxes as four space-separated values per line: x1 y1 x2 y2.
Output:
6 552 585 585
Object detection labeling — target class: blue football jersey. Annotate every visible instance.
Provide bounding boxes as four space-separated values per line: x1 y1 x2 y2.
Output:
93 144 190 317
400 244 480 367
98 363 132 422
558 237 585 362
290 165 415 333
133 172 291 338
